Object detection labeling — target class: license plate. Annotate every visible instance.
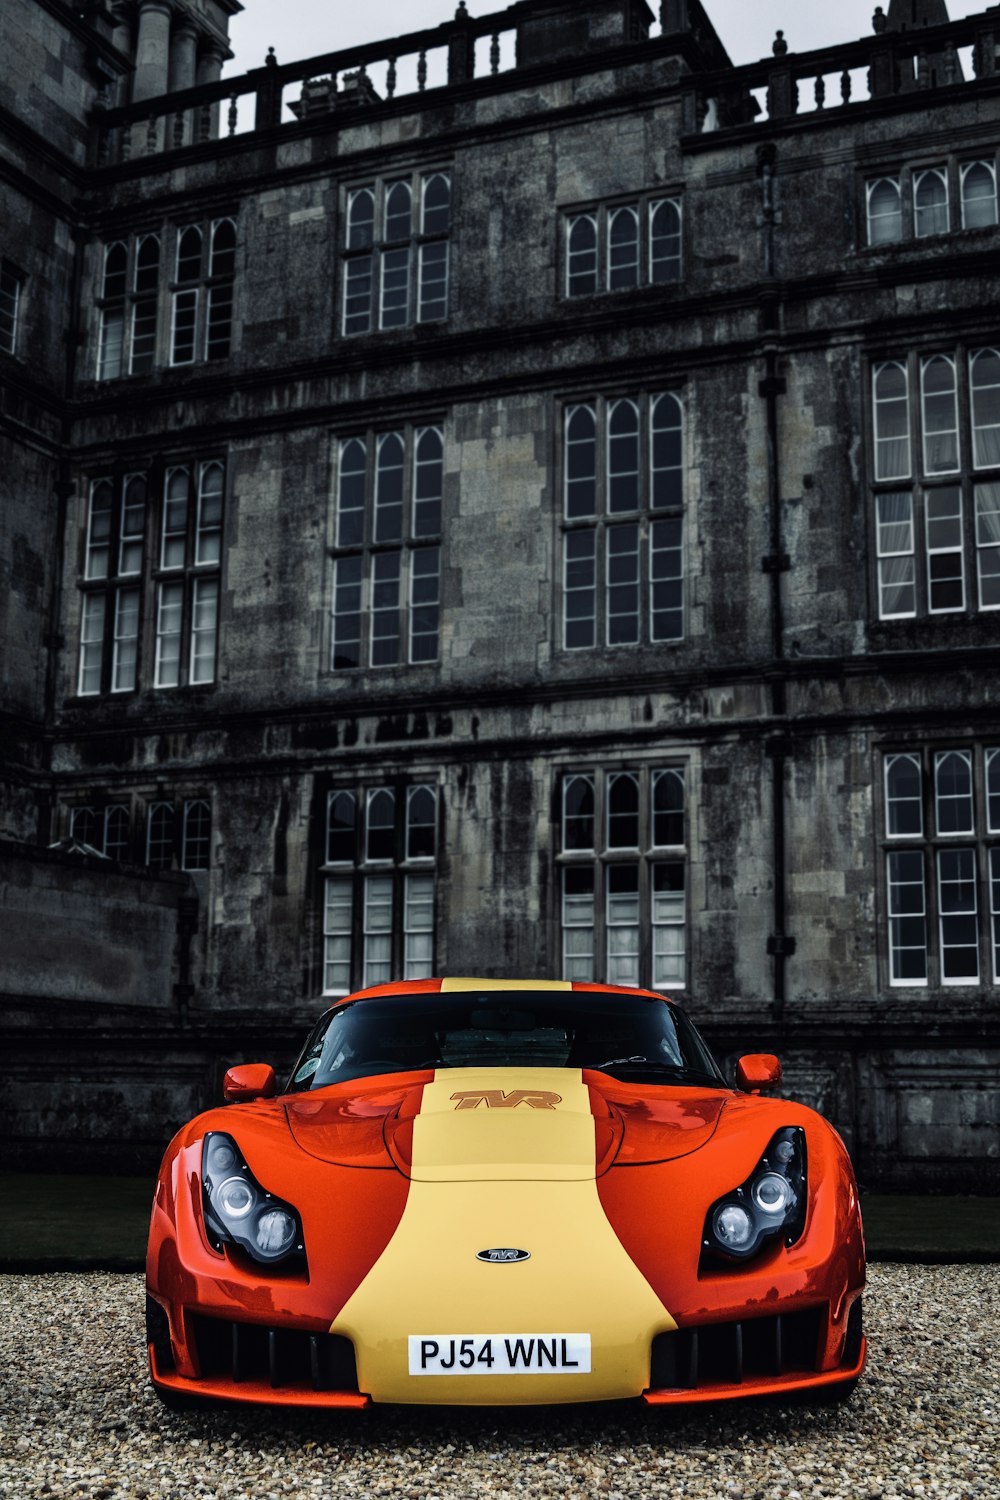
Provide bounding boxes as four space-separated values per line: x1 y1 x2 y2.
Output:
408 1334 591 1375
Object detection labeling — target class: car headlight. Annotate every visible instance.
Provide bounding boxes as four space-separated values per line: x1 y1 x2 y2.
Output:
201 1132 305 1266
703 1127 807 1262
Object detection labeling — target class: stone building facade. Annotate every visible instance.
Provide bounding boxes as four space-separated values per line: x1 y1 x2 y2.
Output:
2 0 999 1184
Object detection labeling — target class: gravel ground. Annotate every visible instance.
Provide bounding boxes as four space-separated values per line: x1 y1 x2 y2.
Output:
0 1266 997 1500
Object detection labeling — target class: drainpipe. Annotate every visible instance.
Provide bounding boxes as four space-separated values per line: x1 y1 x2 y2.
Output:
756 143 795 1022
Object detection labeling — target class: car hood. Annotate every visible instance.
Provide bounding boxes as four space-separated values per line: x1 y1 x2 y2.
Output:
284 1067 727 1181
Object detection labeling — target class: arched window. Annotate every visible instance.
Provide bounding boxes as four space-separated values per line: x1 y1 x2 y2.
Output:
338 438 367 546
347 189 375 249
961 161 998 229
104 805 130 862
607 399 640 513
380 186 412 328
971 349 1000 469
866 177 902 245
119 474 147 576
176 226 202 282
565 405 597 518
182 799 212 871
385 181 413 242
562 775 595 852
567 215 598 296
210 219 236 279
134 236 160 297
103 242 127 299
921 355 959 475
607 205 639 290
651 394 683 510
147 802 175 870
366 788 396 862
653 770 685 848
422 174 451 235
162 468 190 569
85 479 114 581
935 750 974 835
206 220 236 360
327 791 357 864
129 236 160 373
98 243 127 379
375 433 405 542
914 168 949 238
607 773 639 849
406 786 437 860
650 199 681 283
196 462 224 565
344 190 376 336
885 754 923 837
414 428 443 537
873 362 911 480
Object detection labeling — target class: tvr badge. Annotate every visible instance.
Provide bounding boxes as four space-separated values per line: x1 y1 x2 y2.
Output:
451 1090 562 1111
476 1248 531 1263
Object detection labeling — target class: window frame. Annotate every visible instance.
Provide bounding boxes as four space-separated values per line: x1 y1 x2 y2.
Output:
864 153 1000 248
329 424 444 673
563 194 684 298
559 390 686 652
870 348 1000 621
76 459 225 699
879 745 1000 990
557 764 689 991
318 778 440 995
340 169 452 337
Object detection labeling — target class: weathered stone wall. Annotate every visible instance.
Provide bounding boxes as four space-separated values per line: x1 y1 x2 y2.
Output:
2 0 999 1186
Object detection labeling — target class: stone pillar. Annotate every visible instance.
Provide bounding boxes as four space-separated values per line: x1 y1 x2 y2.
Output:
196 42 227 140
169 20 198 92
132 0 173 102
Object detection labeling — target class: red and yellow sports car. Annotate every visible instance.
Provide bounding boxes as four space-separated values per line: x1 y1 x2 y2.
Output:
146 979 866 1409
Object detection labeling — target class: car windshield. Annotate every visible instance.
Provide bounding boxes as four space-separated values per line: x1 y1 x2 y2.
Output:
285 990 725 1091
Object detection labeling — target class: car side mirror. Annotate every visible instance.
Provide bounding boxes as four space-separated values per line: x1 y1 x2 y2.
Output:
223 1063 277 1103
736 1054 782 1094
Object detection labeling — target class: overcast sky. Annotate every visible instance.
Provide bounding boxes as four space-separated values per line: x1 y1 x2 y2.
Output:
224 1 987 75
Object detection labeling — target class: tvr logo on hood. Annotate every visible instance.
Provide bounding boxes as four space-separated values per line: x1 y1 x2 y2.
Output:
476 1248 531 1263
451 1090 562 1111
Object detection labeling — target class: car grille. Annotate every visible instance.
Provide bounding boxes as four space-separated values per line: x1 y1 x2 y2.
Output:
649 1307 825 1390
190 1314 360 1393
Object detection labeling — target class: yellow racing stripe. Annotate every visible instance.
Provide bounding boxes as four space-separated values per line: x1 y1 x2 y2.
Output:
331 1067 675 1404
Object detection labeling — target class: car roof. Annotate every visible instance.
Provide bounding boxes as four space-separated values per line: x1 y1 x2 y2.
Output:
327 978 676 1008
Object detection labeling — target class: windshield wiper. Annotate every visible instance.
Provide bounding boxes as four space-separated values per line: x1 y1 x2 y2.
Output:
586 1057 721 1085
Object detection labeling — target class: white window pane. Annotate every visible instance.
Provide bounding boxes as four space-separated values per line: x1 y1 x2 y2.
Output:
112 588 140 693
98 307 124 380
935 750 974 836
155 582 183 688
971 349 1000 469
887 850 927 986
938 848 979 985
78 593 106 696
652 864 686 989
562 868 594 982
364 875 394 986
867 177 902 245
873 363 911 481
324 878 353 994
190 577 218 684
404 873 434 980
922 356 959 475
